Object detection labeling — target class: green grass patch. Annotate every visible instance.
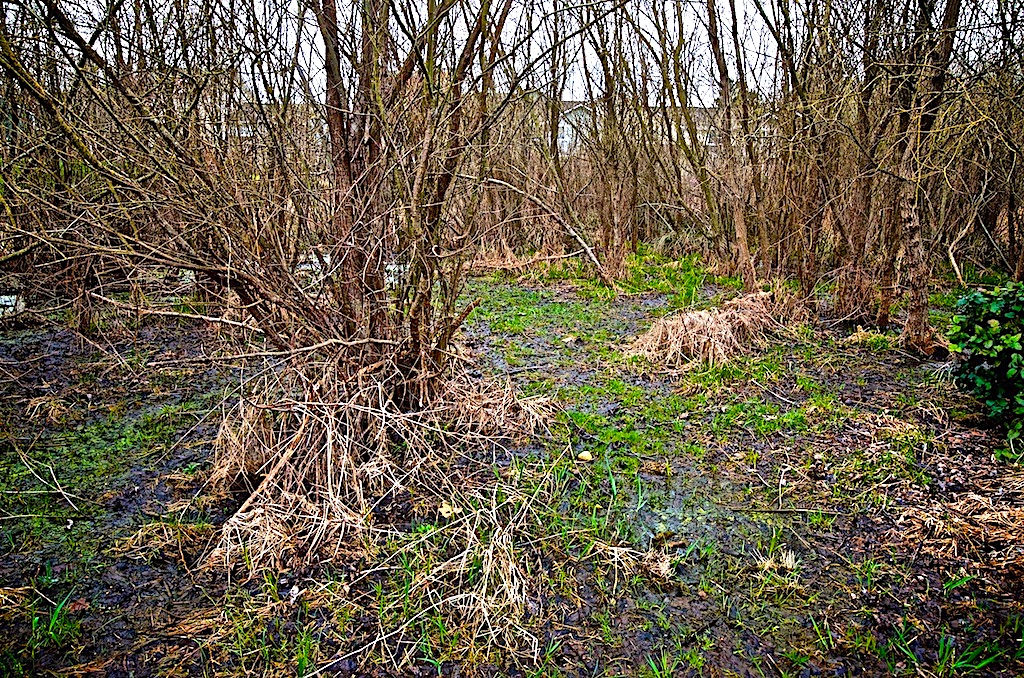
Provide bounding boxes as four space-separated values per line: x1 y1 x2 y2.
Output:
710 400 809 439
0 400 204 560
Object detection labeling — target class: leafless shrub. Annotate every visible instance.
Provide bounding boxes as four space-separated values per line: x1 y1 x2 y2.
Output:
158 346 562 658
0 0 575 563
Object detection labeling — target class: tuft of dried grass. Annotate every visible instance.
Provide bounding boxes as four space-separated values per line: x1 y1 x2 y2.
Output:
470 242 591 281
0 587 30 620
894 472 1024 571
209 360 552 563
627 287 808 367
470 241 531 275
203 352 562 661
110 520 217 567
841 326 890 348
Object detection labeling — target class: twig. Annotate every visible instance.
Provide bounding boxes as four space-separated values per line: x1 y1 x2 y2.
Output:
719 504 846 516
505 364 550 375
89 291 261 332
7 433 87 511
750 379 797 406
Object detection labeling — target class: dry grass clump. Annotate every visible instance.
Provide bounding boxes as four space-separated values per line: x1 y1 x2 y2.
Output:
841 326 890 347
0 587 30 623
471 241 531 275
201 351 560 660
627 288 808 367
896 472 1024 571
840 325 917 352
470 242 588 280
210 357 551 566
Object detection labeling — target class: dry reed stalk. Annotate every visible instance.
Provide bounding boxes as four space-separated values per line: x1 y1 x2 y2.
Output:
627 287 808 367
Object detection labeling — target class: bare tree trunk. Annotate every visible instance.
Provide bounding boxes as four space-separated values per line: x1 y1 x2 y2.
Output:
899 0 962 351
1012 190 1024 281
898 133 931 347
726 0 769 277
875 235 899 328
706 0 755 289
837 0 882 322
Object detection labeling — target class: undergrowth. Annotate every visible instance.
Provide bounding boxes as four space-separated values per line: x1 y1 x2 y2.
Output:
949 282 1024 459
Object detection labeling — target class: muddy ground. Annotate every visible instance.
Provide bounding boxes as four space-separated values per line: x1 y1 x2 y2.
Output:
1 261 1022 677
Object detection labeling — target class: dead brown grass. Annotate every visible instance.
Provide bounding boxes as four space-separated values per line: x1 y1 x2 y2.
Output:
0 587 30 623
209 359 552 564
897 472 1024 571
201 352 562 660
110 520 217 567
469 242 587 279
627 287 808 367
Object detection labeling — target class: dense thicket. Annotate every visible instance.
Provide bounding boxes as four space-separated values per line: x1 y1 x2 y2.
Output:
0 0 1022 562
1 0 563 570
3 0 1023 352
468 0 1024 351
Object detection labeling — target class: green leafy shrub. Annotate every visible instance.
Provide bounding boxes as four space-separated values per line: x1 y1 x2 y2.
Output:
948 282 1024 451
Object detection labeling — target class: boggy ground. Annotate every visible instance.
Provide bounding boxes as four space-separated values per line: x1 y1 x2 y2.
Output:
1 254 1022 677
0 318 243 675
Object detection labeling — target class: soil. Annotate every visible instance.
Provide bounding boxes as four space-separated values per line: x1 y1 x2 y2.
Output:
1 278 1022 677
0 319 241 675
